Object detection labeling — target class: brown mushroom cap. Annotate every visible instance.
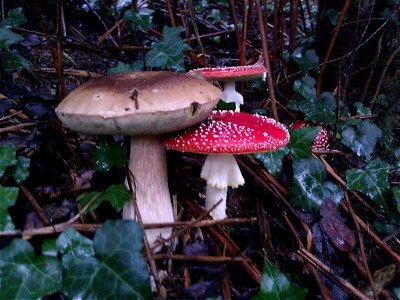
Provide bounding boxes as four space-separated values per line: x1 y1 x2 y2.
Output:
55 71 222 135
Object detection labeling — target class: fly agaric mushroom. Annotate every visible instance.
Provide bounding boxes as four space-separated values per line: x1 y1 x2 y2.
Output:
187 57 267 112
291 120 329 150
163 110 289 219
55 71 221 249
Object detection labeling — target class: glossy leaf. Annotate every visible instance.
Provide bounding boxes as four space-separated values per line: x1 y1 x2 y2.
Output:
289 158 343 212
394 187 400 214
0 28 23 48
292 75 316 100
41 238 58 257
62 220 151 299
0 239 62 299
253 148 288 178
0 7 27 27
56 228 95 266
340 120 382 161
346 159 393 211
0 186 19 230
1 49 32 72
0 144 17 177
145 26 190 72
124 7 153 30
78 184 130 213
92 136 128 172
11 155 30 183
107 60 144 74
292 49 319 72
287 127 320 159
252 260 308 300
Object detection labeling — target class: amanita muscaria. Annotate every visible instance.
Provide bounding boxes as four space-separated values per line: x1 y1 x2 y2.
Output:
291 120 329 150
55 71 221 249
163 110 289 219
187 57 267 112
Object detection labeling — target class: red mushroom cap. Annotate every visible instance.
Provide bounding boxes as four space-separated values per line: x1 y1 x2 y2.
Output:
163 111 290 154
291 120 329 150
187 57 267 81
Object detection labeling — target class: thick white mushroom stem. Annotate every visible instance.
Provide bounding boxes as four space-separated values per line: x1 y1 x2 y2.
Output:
200 154 245 219
122 136 174 250
221 80 243 112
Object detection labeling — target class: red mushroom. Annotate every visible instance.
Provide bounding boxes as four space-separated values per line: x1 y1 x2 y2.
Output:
187 57 267 112
291 121 329 150
163 111 289 219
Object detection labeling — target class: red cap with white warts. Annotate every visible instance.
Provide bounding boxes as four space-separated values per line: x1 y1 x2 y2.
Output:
163 110 290 154
187 57 267 81
291 120 329 150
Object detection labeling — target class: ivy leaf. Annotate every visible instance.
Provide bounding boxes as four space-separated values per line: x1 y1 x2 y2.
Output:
0 7 27 27
11 156 30 183
92 136 128 172
251 260 308 300
1 49 32 72
394 148 400 170
56 228 95 266
292 49 319 72
78 184 130 213
292 75 316 100
0 144 17 177
41 239 58 257
0 239 62 299
394 187 400 214
289 158 343 212
62 220 151 299
145 26 190 72
341 120 382 161
0 28 23 48
253 148 289 178
107 60 144 74
0 186 19 230
287 127 320 159
124 7 153 30
346 159 393 211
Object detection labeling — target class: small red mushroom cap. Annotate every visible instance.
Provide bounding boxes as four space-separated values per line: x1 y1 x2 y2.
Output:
163 111 290 154
187 57 267 81
291 121 329 150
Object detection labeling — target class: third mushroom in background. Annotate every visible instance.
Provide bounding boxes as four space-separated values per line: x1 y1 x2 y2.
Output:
163 110 290 219
187 57 267 112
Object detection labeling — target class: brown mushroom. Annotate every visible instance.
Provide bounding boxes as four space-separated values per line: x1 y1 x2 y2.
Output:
55 71 221 249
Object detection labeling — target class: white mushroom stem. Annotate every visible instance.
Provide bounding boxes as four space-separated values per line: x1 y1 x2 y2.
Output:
221 80 243 112
122 136 174 250
200 154 245 219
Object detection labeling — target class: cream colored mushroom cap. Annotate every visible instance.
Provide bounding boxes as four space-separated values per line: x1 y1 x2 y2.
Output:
55 71 222 135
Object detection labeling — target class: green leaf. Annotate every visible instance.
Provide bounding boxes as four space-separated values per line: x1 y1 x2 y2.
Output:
289 158 343 212
346 159 393 211
340 120 382 161
394 287 400 300
287 127 320 159
0 186 19 230
252 260 308 300
1 49 32 72
107 60 144 74
394 187 400 214
0 239 62 299
0 7 27 27
11 155 30 183
62 220 151 299
394 148 400 170
92 136 128 172
0 28 23 48
293 75 316 100
292 49 319 72
56 228 95 266
78 184 130 213
0 144 17 177
41 239 58 257
145 26 190 72
253 148 288 178
124 7 153 30
353 102 371 116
